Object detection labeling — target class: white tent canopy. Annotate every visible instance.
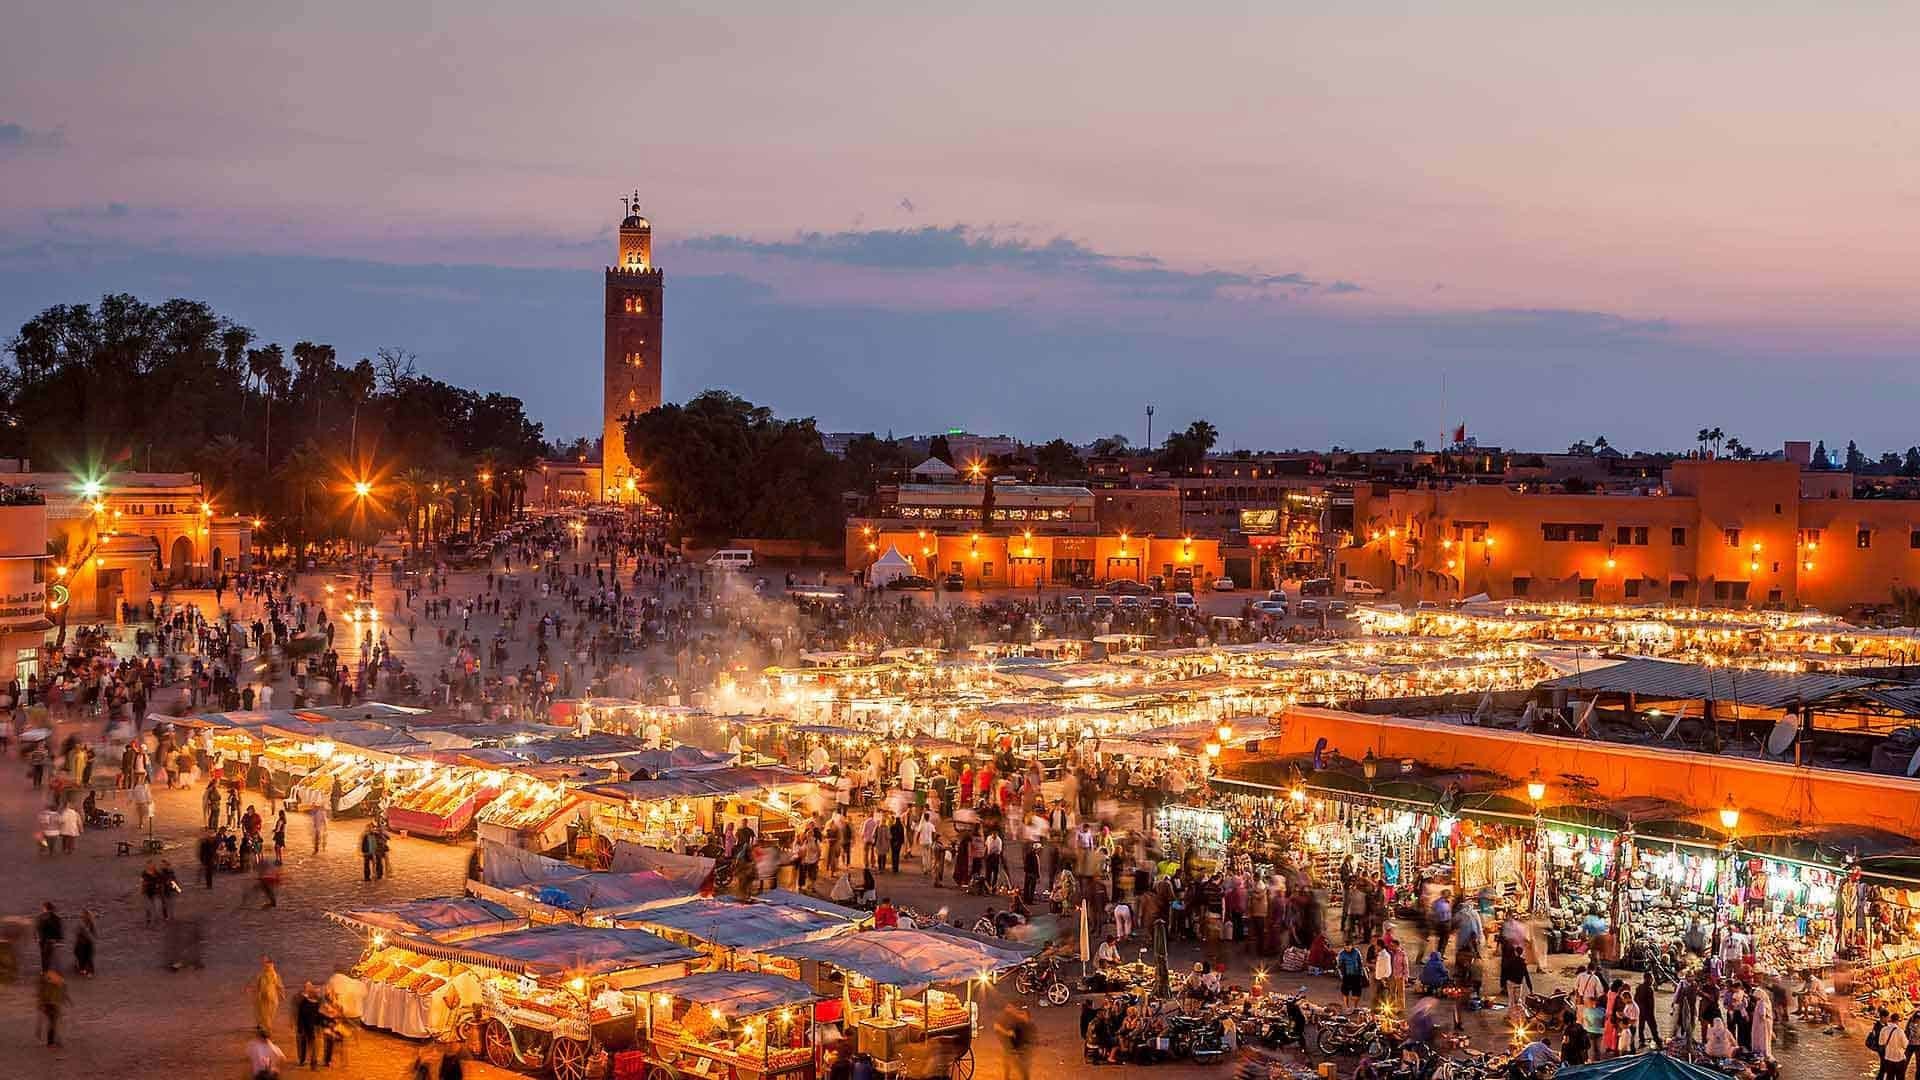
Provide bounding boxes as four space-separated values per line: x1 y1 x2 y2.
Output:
910 457 958 480
867 545 916 586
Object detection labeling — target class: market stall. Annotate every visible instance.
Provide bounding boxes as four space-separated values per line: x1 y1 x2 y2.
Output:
430 925 702 1080
478 774 583 852
473 841 696 923
631 971 822 1080
615 897 854 966
324 897 526 1038
766 930 1026 1079
388 765 502 839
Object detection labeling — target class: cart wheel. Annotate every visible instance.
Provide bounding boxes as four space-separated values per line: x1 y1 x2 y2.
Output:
484 1020 517 1069
949 1048 974 1080
1044 981 1071 1007
647 1066 680 1080
453 1012 480 1055
549 1036 588 1080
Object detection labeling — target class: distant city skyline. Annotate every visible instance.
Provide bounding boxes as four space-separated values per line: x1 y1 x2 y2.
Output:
4 4 1918 451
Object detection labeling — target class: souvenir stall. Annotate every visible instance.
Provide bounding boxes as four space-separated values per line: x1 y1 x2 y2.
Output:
1619 829 1725 965
324 898 525 1039
628 971 821 1080
1733 834 1857 976
1537 807 1622 955
478 774 582 853
1445 804 1533 908
438 926 701 1080
388 765 503 840
766 931 1026 1078
1156 804 1230 870
615 897 853 969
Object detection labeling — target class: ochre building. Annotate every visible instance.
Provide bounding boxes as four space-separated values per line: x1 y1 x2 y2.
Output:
1345 458 1920 610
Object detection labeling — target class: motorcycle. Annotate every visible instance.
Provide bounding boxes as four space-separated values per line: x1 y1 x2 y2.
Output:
1306 1007 1391 1058
1165 1013 1228 1063
1012 957 1073 1006
1517 992 1573 1030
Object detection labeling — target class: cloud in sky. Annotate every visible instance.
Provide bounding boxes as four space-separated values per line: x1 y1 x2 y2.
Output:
685 225 1351 300
0 122 63 155
3 238 1917 456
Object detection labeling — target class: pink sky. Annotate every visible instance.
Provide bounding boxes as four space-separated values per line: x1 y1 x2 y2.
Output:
4 3 1919 448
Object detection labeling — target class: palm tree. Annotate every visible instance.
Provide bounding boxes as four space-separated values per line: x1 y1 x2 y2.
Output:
395 467 434 554
45 531 98 649
343 358 377 464
1708 427 1725 455
273 440 330 565
1696 428 1712 457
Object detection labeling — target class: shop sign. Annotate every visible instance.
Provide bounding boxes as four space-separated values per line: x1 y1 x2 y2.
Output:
0 586 47 629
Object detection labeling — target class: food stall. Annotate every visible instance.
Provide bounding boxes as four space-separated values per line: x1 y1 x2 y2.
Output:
388 765 502 840
434 925 702 1080
766 931 1028 1080
631 971 822 1080
478 774 583 852
578 767 817 854
324 898 524 1038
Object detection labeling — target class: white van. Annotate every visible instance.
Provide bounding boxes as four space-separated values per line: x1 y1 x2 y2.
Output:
706 548 755 571
1343 578 1384 598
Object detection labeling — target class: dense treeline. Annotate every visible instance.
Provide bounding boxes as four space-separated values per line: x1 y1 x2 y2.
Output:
3 294 549 552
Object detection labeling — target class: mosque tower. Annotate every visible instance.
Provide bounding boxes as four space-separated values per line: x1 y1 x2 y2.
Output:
603 191 663 499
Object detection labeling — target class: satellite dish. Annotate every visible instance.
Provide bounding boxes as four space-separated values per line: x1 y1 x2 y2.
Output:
1765 718 1799 758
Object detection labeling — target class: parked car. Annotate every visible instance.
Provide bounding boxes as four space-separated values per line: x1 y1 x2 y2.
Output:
1173 592 1197 612
1297 597 1323 616
1266 589 1289 604
1116 595 1143 609
1342 578 1384 598
1253 599 1288 616
942 573 965 591
887 574 935 591
1092 595 1116 612
1147 596 1170 611
1327 599 1351 617
1063 595 1087 611
1211 577 1237 591
1105 579 1153 596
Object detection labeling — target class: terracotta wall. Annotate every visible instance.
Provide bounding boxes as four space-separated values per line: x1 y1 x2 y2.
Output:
1246 705 1920 839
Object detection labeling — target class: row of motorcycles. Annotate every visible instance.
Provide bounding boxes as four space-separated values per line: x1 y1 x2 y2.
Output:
1006 957 1566 1080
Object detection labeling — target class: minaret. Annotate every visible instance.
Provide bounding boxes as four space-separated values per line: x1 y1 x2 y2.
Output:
603 191 663 500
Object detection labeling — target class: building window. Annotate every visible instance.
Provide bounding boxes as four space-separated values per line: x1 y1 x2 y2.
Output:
1577 578 1596 599
1911 529 1920 550
1671 527 1687 546
1774 503 1783 514
1624 579 1641 599
980 562 993 579
1542 522 1602 542
1768 588 1783 605
626 353 645 368
1801 529 1821 546
1669 579 1687 601
1724 528 1741 548
1615 526 1649 546
1859 528 1873 549
1511 576 1530 597
1452 521 1488 541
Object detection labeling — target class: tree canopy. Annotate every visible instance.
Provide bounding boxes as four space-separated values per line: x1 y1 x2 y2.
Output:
623 391 845 543
3 294 549 550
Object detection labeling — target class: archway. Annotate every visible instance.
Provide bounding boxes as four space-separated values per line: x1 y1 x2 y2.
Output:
169 535 194 582
211 547 223 575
